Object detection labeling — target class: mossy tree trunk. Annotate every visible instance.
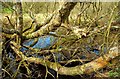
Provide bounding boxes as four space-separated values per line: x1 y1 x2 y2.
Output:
14 1 23 45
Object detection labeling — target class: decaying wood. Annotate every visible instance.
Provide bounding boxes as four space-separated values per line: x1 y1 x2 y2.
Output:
10 41 119 75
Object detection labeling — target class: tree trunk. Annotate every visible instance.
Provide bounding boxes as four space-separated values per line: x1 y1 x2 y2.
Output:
15 1 23 45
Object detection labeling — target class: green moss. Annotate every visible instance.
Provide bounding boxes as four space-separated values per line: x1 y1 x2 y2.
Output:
109 67 120 77
3 8 12 13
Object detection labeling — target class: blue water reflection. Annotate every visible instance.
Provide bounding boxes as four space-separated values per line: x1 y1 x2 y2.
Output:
20 35 57 52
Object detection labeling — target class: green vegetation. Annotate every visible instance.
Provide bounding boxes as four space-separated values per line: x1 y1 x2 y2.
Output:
2 8 13 13
109 67 120 77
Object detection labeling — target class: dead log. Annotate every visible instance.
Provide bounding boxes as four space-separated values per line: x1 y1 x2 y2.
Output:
10 41 119 75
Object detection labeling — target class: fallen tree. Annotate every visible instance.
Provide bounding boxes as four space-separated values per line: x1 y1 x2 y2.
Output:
2 1 120 78
10 41 119 75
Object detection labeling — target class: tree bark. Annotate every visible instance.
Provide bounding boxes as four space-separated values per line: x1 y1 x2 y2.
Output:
10 41 119 75
23 2 77 40
15 1 23 44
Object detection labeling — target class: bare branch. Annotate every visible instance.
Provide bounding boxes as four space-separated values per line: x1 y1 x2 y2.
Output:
10 41 119 75
5 16 14 28
2 27 19 34
23 2 77 40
